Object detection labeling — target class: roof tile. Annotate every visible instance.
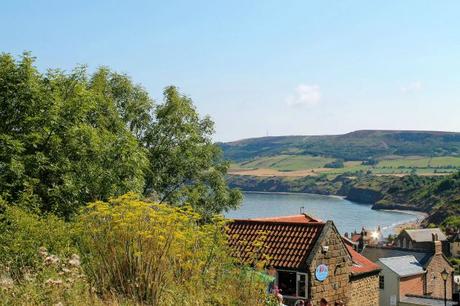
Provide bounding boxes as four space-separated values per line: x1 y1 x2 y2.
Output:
345 244 381 275
227 218 325 269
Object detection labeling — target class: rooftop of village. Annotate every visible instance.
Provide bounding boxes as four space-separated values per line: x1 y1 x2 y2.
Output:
227 212 460 306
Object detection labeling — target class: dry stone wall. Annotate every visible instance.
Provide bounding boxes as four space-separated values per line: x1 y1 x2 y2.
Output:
348 274 379 306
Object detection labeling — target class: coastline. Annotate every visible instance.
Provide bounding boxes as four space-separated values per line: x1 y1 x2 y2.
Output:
387 210 428 234
242 190 346 199
240 190 429 234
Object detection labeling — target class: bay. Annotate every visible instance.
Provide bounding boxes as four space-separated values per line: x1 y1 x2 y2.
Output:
225 192 425 237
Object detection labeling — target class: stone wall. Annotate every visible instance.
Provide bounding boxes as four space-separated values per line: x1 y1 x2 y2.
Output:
307 222 352 305
348 274 379 306
425 252 454 299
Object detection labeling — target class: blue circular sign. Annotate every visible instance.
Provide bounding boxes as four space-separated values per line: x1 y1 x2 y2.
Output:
315 264 329 281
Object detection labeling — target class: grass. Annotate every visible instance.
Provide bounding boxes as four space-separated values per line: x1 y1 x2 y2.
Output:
237 155 335 171
230 155 460 177
378 156 460 168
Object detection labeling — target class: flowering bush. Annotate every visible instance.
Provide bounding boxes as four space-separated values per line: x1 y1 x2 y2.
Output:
0 194 273 305
76 193 270 305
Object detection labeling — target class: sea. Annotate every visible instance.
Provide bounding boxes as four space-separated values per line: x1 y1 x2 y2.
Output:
225 192 426 237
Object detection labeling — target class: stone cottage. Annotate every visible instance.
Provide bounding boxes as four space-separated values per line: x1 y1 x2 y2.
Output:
395 228 447 252
362 240 455 302
226 214 380 306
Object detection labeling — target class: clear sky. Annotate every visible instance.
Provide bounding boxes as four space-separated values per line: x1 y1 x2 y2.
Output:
2 1 460 141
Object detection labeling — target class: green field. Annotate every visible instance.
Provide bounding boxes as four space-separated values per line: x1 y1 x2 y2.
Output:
377 156 460 168
230 154 460 176
238 155 335 171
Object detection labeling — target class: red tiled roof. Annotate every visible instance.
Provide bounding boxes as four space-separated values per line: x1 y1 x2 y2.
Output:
251 213 322 223
345 244 381 275
226 219 325 269
351 234 361 242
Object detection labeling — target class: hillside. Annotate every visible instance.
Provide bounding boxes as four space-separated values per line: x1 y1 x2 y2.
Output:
221 130 460 161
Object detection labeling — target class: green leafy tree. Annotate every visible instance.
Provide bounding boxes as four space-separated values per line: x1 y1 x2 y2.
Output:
1 53 240 218
143 86 241 218
91 67 153 138
0 53 148 217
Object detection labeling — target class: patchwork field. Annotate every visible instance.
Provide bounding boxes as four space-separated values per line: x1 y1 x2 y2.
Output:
377 156 460 168
238 155 335 171
229 155 460 177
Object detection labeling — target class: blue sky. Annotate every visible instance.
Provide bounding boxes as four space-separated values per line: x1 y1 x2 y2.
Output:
2 1 460 141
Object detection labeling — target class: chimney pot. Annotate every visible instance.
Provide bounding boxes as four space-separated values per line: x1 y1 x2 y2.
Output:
434 241 442 255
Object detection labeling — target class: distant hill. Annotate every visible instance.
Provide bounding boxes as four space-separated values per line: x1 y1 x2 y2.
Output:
220 130 460 161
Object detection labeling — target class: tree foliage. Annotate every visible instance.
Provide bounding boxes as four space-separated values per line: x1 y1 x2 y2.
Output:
0 53 148 217
144 86 241 218
0 53 240 218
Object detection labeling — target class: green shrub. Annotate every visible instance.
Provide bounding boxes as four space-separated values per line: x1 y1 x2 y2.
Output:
0 203 76 279
324 159 344 168
0 249 105 306
442 215 460 228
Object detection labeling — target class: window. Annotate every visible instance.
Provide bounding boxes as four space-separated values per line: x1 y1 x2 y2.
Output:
277 271 297 296
277 270 308 298
297 273 307 298
379 275 384 289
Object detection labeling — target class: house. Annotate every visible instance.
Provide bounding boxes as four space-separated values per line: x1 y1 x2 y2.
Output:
226 214 381 306
347 226 382 251
377 255 426 306
449 232 460 258
376 255 457 306
362 246 433 267
395 228 447 252
362 240 455 304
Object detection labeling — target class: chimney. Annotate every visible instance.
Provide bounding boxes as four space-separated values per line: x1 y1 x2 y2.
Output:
344 232 349 238
434 240 442 255
358 234 365 252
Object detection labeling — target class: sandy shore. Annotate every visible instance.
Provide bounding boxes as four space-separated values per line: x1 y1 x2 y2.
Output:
389 210 429 234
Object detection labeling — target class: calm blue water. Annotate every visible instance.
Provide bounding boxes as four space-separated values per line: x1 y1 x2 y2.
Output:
225 192 425 237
